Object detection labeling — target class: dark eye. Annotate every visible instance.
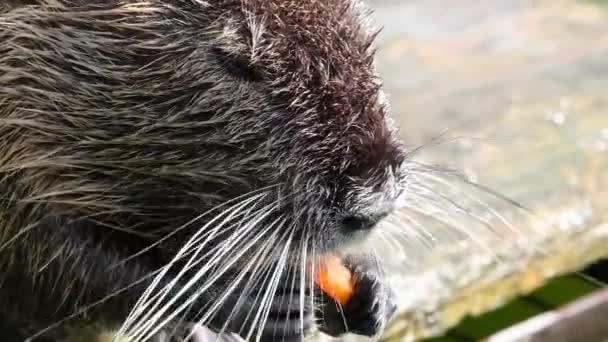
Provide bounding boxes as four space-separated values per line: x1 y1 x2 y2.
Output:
212 47 260 82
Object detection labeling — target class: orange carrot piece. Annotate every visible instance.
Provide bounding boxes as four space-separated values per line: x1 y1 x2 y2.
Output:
314 255 355 305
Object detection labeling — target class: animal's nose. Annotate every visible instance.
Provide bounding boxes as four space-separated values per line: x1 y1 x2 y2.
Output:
341 211 389 231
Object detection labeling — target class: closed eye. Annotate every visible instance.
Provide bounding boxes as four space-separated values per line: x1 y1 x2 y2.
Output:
212 47 261 82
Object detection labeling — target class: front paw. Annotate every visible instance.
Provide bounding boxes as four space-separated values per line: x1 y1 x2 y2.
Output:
318 254 397 337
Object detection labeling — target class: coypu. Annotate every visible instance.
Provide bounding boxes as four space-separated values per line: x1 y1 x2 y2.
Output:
0 0 405 340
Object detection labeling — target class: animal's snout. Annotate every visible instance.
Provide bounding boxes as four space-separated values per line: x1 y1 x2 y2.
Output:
341 211 390 231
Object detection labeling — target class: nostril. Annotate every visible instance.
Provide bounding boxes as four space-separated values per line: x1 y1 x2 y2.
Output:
341 213 387 231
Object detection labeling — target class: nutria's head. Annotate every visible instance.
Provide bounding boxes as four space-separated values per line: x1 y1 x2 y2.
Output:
1 0 407 336
2 0 406 255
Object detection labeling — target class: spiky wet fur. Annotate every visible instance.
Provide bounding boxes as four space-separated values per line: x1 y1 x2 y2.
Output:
0 0 407 340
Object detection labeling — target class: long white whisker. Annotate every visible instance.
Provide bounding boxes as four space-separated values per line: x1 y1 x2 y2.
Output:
374 225 408 258
131 206 283 341
417 171 531 238
254 226 295 342
282 226 303 342
118 194 268 339
230 218 297 340
140 196 272 315
393 210 440 249
199 217 287 322
234 239 286 337
408 181 507 240
402 200 497 257
208 220 288 340
378 219 429 267
299 229 309 339
112 185 278 269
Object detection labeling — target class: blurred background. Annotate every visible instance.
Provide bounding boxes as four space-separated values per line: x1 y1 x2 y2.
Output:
370 0 607 201
361 0 608 341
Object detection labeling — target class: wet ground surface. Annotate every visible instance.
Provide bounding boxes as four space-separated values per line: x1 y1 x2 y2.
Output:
368 0 608 230
375 0 608 226
369 0 608 251
356 0 608 340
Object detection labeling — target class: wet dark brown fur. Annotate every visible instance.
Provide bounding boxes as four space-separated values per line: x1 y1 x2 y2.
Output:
0 0 405 340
